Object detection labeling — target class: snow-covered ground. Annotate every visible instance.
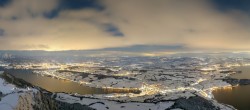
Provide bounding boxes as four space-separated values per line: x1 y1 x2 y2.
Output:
56 93 175 110
0 57 245 110
0 68 236 110
0 77 38 110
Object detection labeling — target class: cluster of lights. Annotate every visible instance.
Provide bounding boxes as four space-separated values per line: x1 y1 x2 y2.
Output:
190 78 207 86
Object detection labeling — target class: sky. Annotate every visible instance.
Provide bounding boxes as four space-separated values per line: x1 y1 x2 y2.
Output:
0 0 250 55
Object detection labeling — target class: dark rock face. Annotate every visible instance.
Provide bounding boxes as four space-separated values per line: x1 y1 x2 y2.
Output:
168 96 219 110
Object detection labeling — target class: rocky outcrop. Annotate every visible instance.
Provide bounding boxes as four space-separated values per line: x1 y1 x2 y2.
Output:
15 92 35 110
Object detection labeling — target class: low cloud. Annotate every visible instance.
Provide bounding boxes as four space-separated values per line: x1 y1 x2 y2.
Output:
0 28 4 36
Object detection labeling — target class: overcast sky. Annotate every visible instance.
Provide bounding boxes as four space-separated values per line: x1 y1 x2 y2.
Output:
0 0 250 54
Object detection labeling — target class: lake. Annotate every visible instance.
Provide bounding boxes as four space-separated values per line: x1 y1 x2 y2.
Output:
231 66 250 79
213 66 250 110
2 68 140 95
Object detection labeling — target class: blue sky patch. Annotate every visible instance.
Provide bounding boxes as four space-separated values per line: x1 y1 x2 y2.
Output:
212 0 250 13
58 0 104 10
44 0 104 19
0 0 11 7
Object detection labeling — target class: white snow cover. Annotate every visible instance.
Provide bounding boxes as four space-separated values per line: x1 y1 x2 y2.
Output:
0 57 242 110
0 93 19 110
0 77 38 110
0 78 16 94
56 93 175 110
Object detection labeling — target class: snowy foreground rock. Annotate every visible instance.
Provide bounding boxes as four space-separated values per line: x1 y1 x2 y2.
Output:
0 72 235 110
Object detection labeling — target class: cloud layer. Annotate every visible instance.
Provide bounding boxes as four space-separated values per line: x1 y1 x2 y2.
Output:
0 0 250 53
